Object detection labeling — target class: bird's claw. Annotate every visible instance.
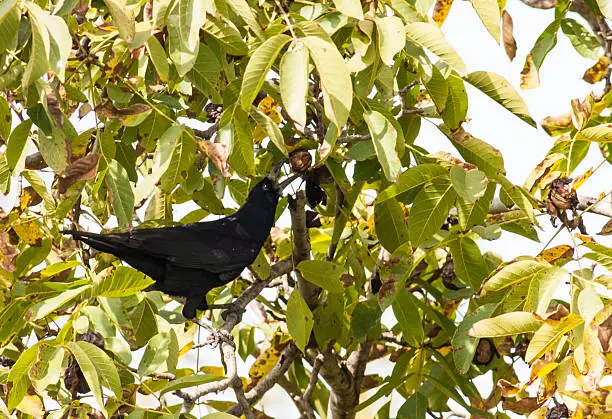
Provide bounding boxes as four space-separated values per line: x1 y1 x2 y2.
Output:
191 317 235 348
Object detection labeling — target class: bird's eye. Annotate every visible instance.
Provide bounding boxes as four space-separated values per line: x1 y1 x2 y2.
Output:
263 183 269 190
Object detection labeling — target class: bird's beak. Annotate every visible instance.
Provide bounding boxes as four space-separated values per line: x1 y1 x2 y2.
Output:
267 159 287 182
277 174 300 191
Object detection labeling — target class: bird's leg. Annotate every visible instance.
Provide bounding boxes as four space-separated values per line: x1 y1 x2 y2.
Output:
190 317 235 348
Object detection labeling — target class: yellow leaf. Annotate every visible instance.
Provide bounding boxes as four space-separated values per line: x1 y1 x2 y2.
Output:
583 56 611 84
433 0 454 26
572 167 594 190
13 219 45 246
537 245 574 264
16 394 44 417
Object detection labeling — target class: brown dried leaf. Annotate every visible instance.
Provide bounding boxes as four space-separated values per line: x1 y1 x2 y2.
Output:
497 378 525 397
570 95 593 130
540 114 573 136
200 141 231 177
46 91 64 128
431 151 477 171
502 11 517 61
433 0 454 26
524 153 566 193
583 56 611 84
58 154 100 194
537 245 574 265
360 374 383 391
599 219 612 236
520 53 540 89
502 397 542 415
0 232 19 272
95 102 151 120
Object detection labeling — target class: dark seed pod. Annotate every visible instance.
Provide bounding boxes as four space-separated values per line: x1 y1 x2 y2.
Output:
289 150 312 173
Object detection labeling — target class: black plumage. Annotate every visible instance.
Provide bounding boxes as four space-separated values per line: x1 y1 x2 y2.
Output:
63 177 282 320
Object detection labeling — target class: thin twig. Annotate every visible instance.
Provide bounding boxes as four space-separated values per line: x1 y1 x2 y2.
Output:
302 353 324 409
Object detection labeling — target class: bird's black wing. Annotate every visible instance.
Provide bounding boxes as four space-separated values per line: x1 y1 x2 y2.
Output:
65 219 260 273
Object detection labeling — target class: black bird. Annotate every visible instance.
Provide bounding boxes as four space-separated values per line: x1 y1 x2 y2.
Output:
63 168 296 341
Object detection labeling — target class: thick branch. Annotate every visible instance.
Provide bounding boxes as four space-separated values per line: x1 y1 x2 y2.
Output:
289 191 319 307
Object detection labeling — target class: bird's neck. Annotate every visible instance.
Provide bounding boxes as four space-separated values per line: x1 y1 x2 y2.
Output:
233 198 277 242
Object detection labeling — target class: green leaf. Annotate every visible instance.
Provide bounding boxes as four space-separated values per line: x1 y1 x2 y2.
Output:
226 105 254 176
187 42 222 102
448 236 488 289
363 110 401 182
6 120 32 172
351 299 381 339
106 159 134 228
159 374 222 394
296 260 346 293
225 0 264 40
499 176 536 224
7 343 38 409
449 129 505 181
560 19 600 59
38 129 68 172
469 0 500 43
524 265 567 315
465 71 536 126
139 332 171 376
576 123 612 143
408 177 457 248
202 15 248 56
40 10 71 81
377 164 448 203
28 285 90 321
450 166 487 203
393 290 423 346
0 94 9 141
583 241 612 271
374 198 409 253
280 44 309 127
469 312 542 337
302 36 353 128
129 298 158 348
452 304 495 374
65 342 105 416
146 36 170 82
425 65 448 112
442 73 468 129
526 314 583 363
397 392 428 418
22 4 50 89
78 341 122 397
405 22 467 75
375 16 406 66
159 128 196 192
251 108 289 156
333 0 364 19
95 266 155 298
287 289 314 352
481 259 564 295
240 34 292 111
103 0 135 42
167 0 207 75
0 1 19 55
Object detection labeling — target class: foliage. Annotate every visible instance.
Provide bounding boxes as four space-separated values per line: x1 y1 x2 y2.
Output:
0 0 610 417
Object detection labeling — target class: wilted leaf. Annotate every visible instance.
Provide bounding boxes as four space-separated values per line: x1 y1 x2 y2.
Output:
200 141 230 177
0 232 18 272
57 154 100 194
537 245 574 265
502 10 517 61
599 219 612 235
583 56 611 84
432 0 454 26
520 52 540 89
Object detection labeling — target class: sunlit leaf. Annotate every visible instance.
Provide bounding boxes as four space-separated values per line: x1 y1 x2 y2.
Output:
280 44 309 127
405 22 467 75
287 290 314 352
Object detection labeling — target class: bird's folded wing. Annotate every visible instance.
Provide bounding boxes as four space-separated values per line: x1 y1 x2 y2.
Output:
104 226 259 273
